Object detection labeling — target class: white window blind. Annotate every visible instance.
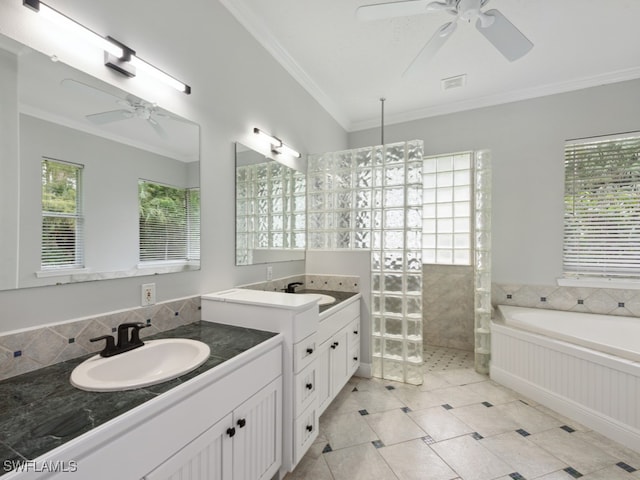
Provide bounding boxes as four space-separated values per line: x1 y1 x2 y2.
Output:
422 152 472 265
139 180 200 262
41 158 84 269
564 133 640 278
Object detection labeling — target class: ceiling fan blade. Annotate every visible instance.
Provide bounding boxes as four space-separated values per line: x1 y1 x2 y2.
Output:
60 78 122 105
148 117 168 138
402 21 456 77
475 9 533 61
86 110 133 124
356 0 432 21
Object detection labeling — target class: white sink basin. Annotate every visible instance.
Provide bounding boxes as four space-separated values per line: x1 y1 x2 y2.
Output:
315 294 336 306
70 338 211 392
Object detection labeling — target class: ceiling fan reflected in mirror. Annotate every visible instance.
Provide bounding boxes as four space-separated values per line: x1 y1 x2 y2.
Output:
60 78 171 138
356 0 533 77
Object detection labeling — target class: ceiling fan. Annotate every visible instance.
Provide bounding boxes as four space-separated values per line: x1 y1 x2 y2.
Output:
356 0 533 76
61 78 169 138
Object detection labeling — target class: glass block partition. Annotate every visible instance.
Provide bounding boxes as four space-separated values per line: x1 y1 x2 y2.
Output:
474 150 492 374
236 162 306 265
307 141 424 385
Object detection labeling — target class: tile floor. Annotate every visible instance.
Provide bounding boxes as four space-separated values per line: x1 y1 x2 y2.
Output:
285 345 640 480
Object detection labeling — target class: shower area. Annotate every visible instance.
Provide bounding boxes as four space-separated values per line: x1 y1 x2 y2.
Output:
307 141 491 384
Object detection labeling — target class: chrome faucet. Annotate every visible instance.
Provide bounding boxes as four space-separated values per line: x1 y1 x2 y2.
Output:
282 282 304 293
90 322 150 357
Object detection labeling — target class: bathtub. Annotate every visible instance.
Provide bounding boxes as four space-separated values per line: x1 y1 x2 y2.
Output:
491 305 640 452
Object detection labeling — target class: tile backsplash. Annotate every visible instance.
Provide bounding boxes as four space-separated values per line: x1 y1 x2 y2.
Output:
492 283 640 317
0 296 201 381
240 273 360 293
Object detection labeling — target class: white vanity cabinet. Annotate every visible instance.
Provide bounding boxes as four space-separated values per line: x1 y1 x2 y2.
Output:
200 289 361 476
316 298 361 415
7 337 283 480
144 376 281 480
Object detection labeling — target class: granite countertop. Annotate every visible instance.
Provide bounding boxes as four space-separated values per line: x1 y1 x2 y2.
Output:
0 321 277 476
295 289 358 313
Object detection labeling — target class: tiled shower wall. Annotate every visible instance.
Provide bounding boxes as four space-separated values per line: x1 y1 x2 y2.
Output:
0 296 201 381
422 264 475 351
492 283 640 317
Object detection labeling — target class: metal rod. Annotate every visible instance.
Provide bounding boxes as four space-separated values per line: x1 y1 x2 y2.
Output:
380 97 386 145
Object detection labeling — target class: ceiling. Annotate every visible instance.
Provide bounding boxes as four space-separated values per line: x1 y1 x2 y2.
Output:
220 0 640 132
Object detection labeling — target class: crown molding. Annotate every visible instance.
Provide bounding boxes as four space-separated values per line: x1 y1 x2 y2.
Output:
346 67 640 132
219 0 351 131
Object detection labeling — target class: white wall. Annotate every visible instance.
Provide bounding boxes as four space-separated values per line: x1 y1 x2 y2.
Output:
0 0 347 333
349 79 640 286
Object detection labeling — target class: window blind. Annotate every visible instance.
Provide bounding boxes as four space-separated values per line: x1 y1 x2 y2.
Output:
41 158 84 269
139 181 200 262
564 133 640 278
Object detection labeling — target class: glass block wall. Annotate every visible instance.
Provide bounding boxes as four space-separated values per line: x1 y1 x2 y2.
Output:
236 161 306 265
307 141 424 385
474 150 492 374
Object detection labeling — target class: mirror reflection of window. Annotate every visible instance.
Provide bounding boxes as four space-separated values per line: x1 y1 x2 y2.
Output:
138 180 200 263
41 158 84 270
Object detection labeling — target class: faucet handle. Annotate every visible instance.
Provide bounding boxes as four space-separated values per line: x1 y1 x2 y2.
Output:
284 282 304 293
90 334 117 357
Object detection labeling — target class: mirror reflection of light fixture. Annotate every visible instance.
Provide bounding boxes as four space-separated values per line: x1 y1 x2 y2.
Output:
253 127 302 158
22 0 191 95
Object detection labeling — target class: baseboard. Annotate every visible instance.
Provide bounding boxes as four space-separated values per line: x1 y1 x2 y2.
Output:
355 363 372 379
491 365 640 453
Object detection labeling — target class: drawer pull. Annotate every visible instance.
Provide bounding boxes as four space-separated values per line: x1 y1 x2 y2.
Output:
330 344 336 350
306 425 313 432
353 356 359 361
306 382 313 390
226 427 236 438
237 418 246 428
306 347 314 354
353 330 359 335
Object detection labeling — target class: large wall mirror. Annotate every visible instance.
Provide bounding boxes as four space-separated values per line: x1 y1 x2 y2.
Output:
235 143 306 265
0 33 200 291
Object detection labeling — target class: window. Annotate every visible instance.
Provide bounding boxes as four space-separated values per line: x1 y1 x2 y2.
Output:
139 180 200 263
41 158 84 269
422 152 472 265
563 133 640 279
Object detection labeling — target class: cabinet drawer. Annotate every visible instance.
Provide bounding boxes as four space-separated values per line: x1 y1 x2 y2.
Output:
293 334 317 373
294 362 317 416
348 318 360 347
293 402 318 466
317 300 359 344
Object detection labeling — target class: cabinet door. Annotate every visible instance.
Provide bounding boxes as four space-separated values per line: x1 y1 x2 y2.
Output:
233 376 282 480
330 325 349 397
316 340 332 415
143 413 233 480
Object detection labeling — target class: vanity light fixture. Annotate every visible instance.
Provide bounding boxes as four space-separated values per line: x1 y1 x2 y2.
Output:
253 127 302 158
22 0 191 95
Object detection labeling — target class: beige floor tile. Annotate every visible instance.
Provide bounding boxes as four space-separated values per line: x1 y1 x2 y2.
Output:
364 408 426 445
284 442 333 480
432 385 485 408
450 403 520 437
430 434 513 480
533 403 590 432
575 430 640 467
432 368 488 386
323 443 397 480
409 405 474 441
378 439 458 480
462 381 518 405
391 387 443 411
419 372 454 391
320 411 378 450
492 400 563 434
352 388 406 414
323 383 363 416
534 471 577 480
480 431 567 478
530 428 619 475
581 465 638 479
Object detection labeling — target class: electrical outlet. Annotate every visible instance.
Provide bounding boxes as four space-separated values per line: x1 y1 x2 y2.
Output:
141 283 156 306
266 266 273 280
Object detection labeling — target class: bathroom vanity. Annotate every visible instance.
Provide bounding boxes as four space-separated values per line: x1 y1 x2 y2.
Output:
201 288 361 475
0 322 283 480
